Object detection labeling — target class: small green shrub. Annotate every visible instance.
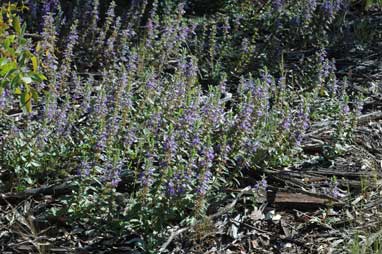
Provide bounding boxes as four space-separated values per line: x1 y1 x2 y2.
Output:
0 2 46 113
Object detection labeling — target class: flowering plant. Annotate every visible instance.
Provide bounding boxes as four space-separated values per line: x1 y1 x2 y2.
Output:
0 1 361 252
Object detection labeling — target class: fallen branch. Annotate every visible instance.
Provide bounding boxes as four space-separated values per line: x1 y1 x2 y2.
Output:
267 190 344 208
357 111 382 125
0 179 77 204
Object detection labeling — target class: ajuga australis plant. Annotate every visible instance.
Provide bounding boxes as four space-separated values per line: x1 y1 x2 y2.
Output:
0 0 362 252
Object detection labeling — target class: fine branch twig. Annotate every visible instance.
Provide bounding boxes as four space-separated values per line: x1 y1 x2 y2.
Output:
158 227 189 253
362 227 382 253
158 187 253 253
24 33 42 39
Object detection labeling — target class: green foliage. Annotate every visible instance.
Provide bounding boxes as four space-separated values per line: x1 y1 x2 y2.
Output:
349 232 382 254
0 2 46 113
1 122 71 190
0 1 369 252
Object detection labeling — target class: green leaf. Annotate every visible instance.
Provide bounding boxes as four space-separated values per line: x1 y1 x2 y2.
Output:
14 87 22 95
0 58 9 66
21 22 27 36
30 161 41 167
31 88 38 102
3 37 10 49
31 73 46 82
11 75 21 90
20 91 32 112
31 56 38 72
25 177 33 185
0 62 17 76
12 16 21 35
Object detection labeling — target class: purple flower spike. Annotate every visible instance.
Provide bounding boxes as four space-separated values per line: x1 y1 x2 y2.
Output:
261 178 267 188
167 180 176 196
140 168 155 187
281 115 291 130
163 134 177 155
206 148 215 162
0 89 8 110
342 104 350 114
273 0 284 11
77 161 91 177
197 170 212 196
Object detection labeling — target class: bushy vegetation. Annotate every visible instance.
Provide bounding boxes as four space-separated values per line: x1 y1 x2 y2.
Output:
0 0 372 252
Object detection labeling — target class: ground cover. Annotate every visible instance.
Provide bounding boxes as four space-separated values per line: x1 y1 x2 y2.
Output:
0 1 382 253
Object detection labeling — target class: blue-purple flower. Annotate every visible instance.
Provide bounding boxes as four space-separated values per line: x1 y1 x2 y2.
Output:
140 167 155 187
197 170 212 196
163 134 177 155
281 114 292 130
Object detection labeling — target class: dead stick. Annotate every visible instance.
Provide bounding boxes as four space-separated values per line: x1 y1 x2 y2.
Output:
158 187 253 252
362 228 382 253
357 111 382 125
158 227 188 253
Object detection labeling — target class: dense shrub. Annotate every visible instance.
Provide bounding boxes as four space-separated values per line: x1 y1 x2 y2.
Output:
0 0 361 252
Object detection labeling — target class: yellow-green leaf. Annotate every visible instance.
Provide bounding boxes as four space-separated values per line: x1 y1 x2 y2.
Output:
21 91 32 112
25 97 32 112
12 16 21 35
31 88 38 102
31 56 38 72
14 87 22 95
35 42 41 53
